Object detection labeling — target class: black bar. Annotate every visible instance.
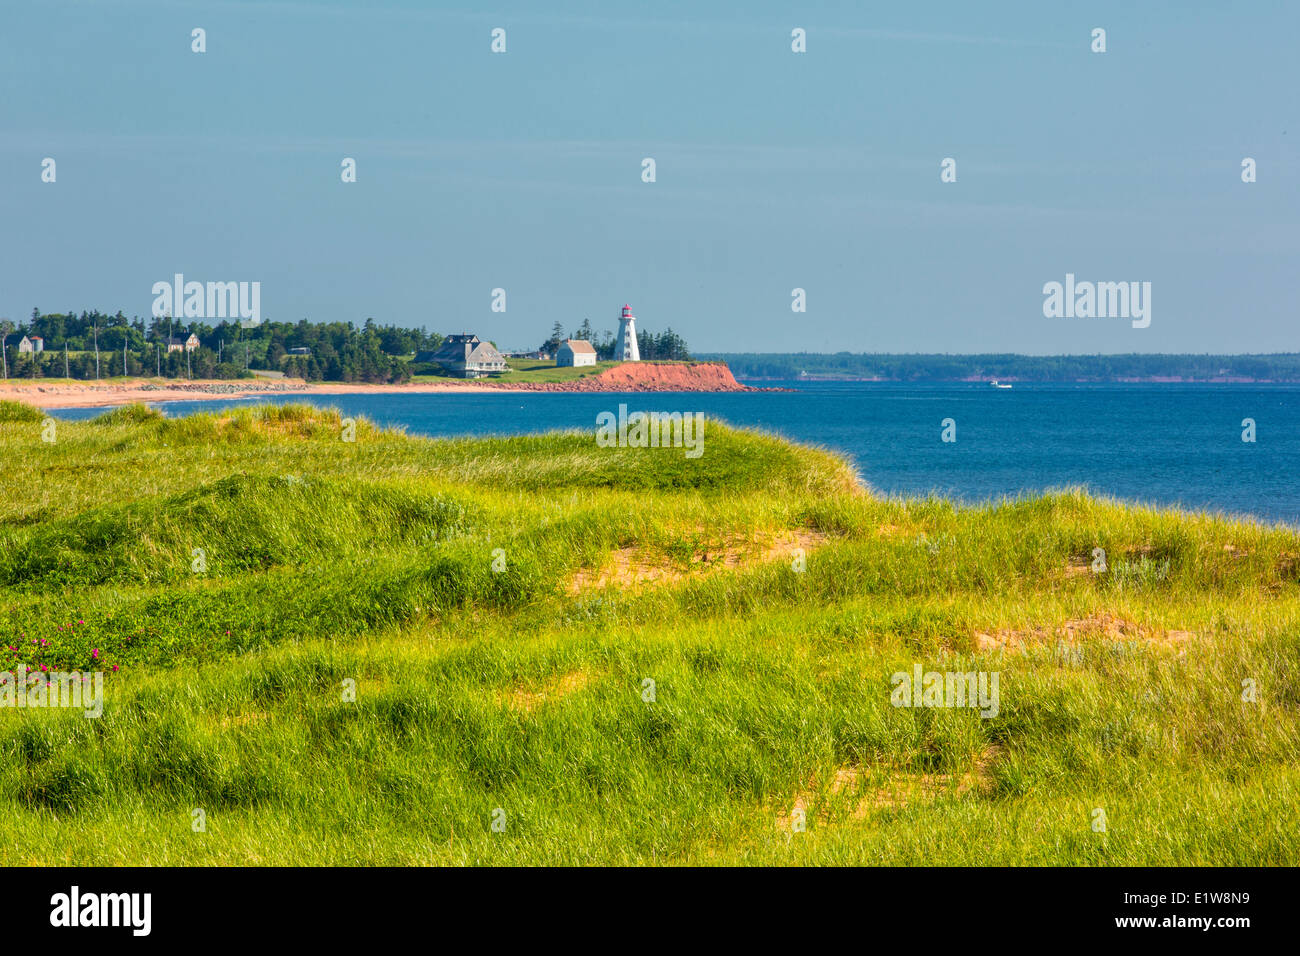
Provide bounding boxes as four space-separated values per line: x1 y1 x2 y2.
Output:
5 866 1280 942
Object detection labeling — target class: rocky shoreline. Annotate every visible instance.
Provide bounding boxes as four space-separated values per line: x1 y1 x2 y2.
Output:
134 381 312 395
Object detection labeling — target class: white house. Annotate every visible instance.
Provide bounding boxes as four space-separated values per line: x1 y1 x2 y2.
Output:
556 339 597 367
426 333 508 378
16 335 44 353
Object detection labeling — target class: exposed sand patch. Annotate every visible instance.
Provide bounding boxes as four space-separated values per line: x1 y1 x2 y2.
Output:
568 529 829 594
1064 556 1093 578
776 746 1002 830
975 613 1194 653
840 746 1002 815
500 668 593 713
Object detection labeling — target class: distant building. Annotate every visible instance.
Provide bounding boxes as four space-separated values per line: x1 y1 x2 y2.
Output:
555 339 597 367
427 333 508 378
16 335 43 353
165 333 199 353
286 347 311 356
615 304 640 362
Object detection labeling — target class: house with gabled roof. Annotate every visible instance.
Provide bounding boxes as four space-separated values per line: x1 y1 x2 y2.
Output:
556 339 597 368
427 333 508 378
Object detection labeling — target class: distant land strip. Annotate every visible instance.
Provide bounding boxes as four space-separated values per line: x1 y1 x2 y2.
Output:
701 353 1300 384
0 362 758 409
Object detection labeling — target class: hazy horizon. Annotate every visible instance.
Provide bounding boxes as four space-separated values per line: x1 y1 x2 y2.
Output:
3 0 1296 354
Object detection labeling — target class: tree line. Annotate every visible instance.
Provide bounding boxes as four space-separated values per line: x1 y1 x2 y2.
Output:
0 311 444 383
1 307 693 382
539 319 691 361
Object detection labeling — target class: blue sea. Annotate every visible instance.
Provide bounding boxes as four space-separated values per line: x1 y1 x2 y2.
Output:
52 382 1300 526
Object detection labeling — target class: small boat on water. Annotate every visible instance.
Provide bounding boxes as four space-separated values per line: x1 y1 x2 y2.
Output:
989 380 1012 389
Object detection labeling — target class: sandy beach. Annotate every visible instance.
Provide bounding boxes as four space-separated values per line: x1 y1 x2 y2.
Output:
0 378 509 409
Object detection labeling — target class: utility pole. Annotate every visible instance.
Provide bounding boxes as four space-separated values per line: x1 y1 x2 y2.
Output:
64 343 69 379
156 342 160 377
93 321 100 379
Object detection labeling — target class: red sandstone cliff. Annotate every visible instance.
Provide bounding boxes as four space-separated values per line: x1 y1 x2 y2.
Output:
487 362 759 392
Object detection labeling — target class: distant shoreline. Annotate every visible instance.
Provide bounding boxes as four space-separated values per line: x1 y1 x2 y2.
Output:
702 352 1300 384
7 368 1296 411
739 375 1299 384
0 362 764 410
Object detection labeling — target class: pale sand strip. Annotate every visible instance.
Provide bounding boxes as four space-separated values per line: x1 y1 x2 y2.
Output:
0 379 506 410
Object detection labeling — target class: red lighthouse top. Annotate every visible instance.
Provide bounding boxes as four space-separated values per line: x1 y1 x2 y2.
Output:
621 304 634 317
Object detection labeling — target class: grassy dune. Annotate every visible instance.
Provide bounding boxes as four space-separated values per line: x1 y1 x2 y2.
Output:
0 399 1297 865
411 358 621 384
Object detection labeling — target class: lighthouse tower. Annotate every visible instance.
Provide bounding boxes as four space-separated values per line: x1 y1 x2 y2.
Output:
615 303 640 362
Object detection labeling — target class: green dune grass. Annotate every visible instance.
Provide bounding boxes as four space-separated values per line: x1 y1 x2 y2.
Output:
410 357 621 384
0 399 1296 865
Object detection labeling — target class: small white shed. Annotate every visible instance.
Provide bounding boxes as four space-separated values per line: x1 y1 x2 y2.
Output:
556 339 597 367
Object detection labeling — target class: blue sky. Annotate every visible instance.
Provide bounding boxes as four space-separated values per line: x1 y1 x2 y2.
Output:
1 0 1295 353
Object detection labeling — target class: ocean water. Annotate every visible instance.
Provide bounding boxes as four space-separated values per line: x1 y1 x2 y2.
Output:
52 382 1300 525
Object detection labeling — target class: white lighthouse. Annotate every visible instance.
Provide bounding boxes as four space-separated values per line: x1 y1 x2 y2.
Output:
615 303 640 361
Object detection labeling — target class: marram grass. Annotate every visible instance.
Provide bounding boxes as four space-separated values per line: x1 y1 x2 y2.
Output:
0 401 1296 865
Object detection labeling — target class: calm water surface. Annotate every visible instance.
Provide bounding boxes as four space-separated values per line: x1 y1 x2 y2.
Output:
52 382 1300 525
